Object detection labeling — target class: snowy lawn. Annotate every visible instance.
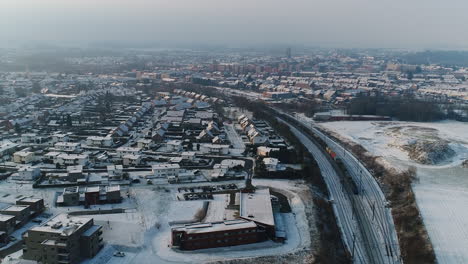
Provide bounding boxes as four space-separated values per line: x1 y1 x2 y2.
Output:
86 179 312 264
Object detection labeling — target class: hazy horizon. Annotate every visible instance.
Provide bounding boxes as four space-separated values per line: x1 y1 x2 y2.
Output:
1 0 468 49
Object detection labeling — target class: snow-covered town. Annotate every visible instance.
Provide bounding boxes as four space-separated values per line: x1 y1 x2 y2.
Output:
0 79 319 264
0 41 467 264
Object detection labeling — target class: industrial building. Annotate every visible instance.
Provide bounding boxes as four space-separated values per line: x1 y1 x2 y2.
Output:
171 188 279 250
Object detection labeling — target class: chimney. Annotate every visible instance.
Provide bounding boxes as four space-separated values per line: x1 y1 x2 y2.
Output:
229 192 236 206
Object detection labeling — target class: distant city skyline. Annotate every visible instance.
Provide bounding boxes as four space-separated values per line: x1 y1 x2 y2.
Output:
1 0 467 49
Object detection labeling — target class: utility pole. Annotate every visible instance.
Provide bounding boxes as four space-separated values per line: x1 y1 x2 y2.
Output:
372 201 376 220
351 232 356 260
360 169 363 193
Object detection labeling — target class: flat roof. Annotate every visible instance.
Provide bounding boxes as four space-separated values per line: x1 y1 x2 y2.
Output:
64 186 79 193
81 224 102 237
152 164 180 170
57 153 88 159
86 186 100 193
41 239 66 247
240 188 275 227
174 220 257 235
106 185 120 192
55 142 80 146
116 147 141 152
2 205 30 212
30 214 92 236
0 214 15 221
67 165 83 172
14 151 34 156
17 197 43 203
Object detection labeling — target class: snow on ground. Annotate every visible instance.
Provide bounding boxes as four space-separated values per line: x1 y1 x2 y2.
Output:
167 200 204 223
0 173 311 264
320 120 468 167
85 179 311 264
90 212 144 247
152 212 303 264
320 120 468 264
1 250 27 264
224 123 246 156
149 179 310 263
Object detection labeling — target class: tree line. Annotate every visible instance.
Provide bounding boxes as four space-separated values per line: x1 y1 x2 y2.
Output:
347 96 445 122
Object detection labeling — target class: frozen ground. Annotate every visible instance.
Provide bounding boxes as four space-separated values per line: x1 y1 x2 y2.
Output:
84 179 311 264
0 175 312 264
224 123 245 156
320 120 468 264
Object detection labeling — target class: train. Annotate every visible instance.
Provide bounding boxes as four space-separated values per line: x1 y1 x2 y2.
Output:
335 157 359 195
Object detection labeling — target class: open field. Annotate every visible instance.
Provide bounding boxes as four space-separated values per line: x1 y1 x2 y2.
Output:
0 178 315 264
320 120 468 264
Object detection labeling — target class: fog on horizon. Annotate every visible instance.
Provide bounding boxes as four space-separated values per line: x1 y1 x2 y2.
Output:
1 0 467 49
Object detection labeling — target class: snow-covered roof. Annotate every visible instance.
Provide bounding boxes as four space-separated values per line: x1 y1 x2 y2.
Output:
173 219 257 235
240 188 274 227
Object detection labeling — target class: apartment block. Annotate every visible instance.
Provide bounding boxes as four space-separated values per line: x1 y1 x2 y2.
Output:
23 214 103 264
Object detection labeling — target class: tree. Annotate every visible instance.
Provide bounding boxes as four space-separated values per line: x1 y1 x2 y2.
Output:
31 82 41 93
66 114 72 127
15 87 27 97
407 71 414 80
14 123 21 133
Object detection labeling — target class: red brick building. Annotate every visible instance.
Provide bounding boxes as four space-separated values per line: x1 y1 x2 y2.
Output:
171 220 267 250
171 188 277 250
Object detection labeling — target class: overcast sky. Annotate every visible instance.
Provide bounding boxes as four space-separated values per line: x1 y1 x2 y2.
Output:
0 0 467 49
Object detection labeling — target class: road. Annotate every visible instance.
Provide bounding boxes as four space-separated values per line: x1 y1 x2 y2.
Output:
224 122 246 155
289 112 402 264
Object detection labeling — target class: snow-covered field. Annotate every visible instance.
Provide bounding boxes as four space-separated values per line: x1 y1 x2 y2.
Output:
84 179 311 264
320 120 468 264
0 174 313 264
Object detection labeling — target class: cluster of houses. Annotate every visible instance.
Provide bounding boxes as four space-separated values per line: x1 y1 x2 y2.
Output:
237 116 290 172
56 185 121 207
0 90 265 190
237 114 287 149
